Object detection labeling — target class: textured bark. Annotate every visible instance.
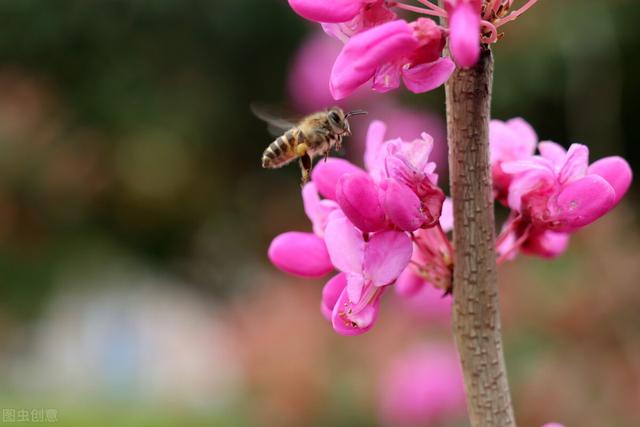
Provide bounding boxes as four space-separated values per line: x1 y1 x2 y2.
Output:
445 47 516 427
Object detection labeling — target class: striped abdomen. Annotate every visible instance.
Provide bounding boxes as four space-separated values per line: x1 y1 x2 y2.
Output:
262 129 298 169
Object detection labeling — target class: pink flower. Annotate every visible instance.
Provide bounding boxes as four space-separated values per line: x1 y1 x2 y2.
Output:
490 117 538 204
378 344 466 427
267 119 454 335
445 0 481 68
330 19 454 100
541 424 565 427
503 142 631 233
495 133 632 261
324 216 412 335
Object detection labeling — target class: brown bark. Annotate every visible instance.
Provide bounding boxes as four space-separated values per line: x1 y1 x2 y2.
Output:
445 47 516 427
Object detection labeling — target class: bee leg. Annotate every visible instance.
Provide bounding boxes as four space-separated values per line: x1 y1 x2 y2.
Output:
324 152 329 163
299 153 312 185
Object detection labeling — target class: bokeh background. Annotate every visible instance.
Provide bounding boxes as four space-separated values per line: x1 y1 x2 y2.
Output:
0 1 638 426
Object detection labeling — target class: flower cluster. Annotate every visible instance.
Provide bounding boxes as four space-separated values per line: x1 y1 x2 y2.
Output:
287 0 539 99
269 120 452 335
490 117 632 261
268 117 632 336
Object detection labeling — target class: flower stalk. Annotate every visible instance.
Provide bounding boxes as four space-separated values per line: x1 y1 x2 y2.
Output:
445 45 516 426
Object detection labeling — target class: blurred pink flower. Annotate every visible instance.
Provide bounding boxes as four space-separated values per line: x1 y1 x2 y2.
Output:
395 274 452 323
378 344 466 427
490 117 538 204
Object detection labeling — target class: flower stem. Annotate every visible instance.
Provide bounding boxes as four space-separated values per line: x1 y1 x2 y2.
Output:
445 46 517 426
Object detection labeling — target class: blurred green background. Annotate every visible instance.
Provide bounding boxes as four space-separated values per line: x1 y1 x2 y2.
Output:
0 1 638 426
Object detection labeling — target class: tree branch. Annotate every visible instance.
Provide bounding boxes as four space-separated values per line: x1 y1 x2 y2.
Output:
445 46 516 427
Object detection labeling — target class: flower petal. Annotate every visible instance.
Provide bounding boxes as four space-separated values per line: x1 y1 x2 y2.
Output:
506 117 538 149
439 198 454 232
324 216 365 274
549 174 616 232
312 158 364 200
331 286 382 336
448 1 480 68
330 20 419 100
380 179 425 231
346 273 365 303
302 182 339 236
558 143 589 184
288 0 362 23
336 172 387 232
401 57 455 93
364 120 388 173
364 230 413 286
321 273 347 320
268 232 334 277
395 267 424 297
538 141 566 167
588 156 632 206
522 230 570 259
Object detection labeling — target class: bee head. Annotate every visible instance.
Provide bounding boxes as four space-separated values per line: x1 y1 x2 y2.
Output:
327 107 367 136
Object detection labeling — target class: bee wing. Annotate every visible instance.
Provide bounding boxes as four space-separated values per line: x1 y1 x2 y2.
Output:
250 103 298 137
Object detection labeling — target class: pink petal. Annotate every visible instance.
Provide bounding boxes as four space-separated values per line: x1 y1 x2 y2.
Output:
538 141 566 167
521 230 570 259
336 172 387 232
321 273 347 320
372 61 403 93
364 120 388 173
505 167 555 212
395 267 424 297
380 179 425 231
288 0 362 23
448 2 480 68
312 158 364 200
302 182 339 236
401 57 455 93
268 232 334 277
558 143 589 184
549 174 615 232
440 198 454 232
330 20 419 100
331 287 381 336
541 424 565 427
506 117 538 149
364 230 413 286
324 217 365 274
346 273 365 303
588 156 632 206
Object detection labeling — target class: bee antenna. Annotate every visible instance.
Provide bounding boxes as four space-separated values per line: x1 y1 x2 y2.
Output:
345 110 367 118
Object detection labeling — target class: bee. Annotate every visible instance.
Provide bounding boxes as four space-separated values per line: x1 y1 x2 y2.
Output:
255 106 367 184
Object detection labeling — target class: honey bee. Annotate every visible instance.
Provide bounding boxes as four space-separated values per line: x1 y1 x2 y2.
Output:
255 106 367 183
